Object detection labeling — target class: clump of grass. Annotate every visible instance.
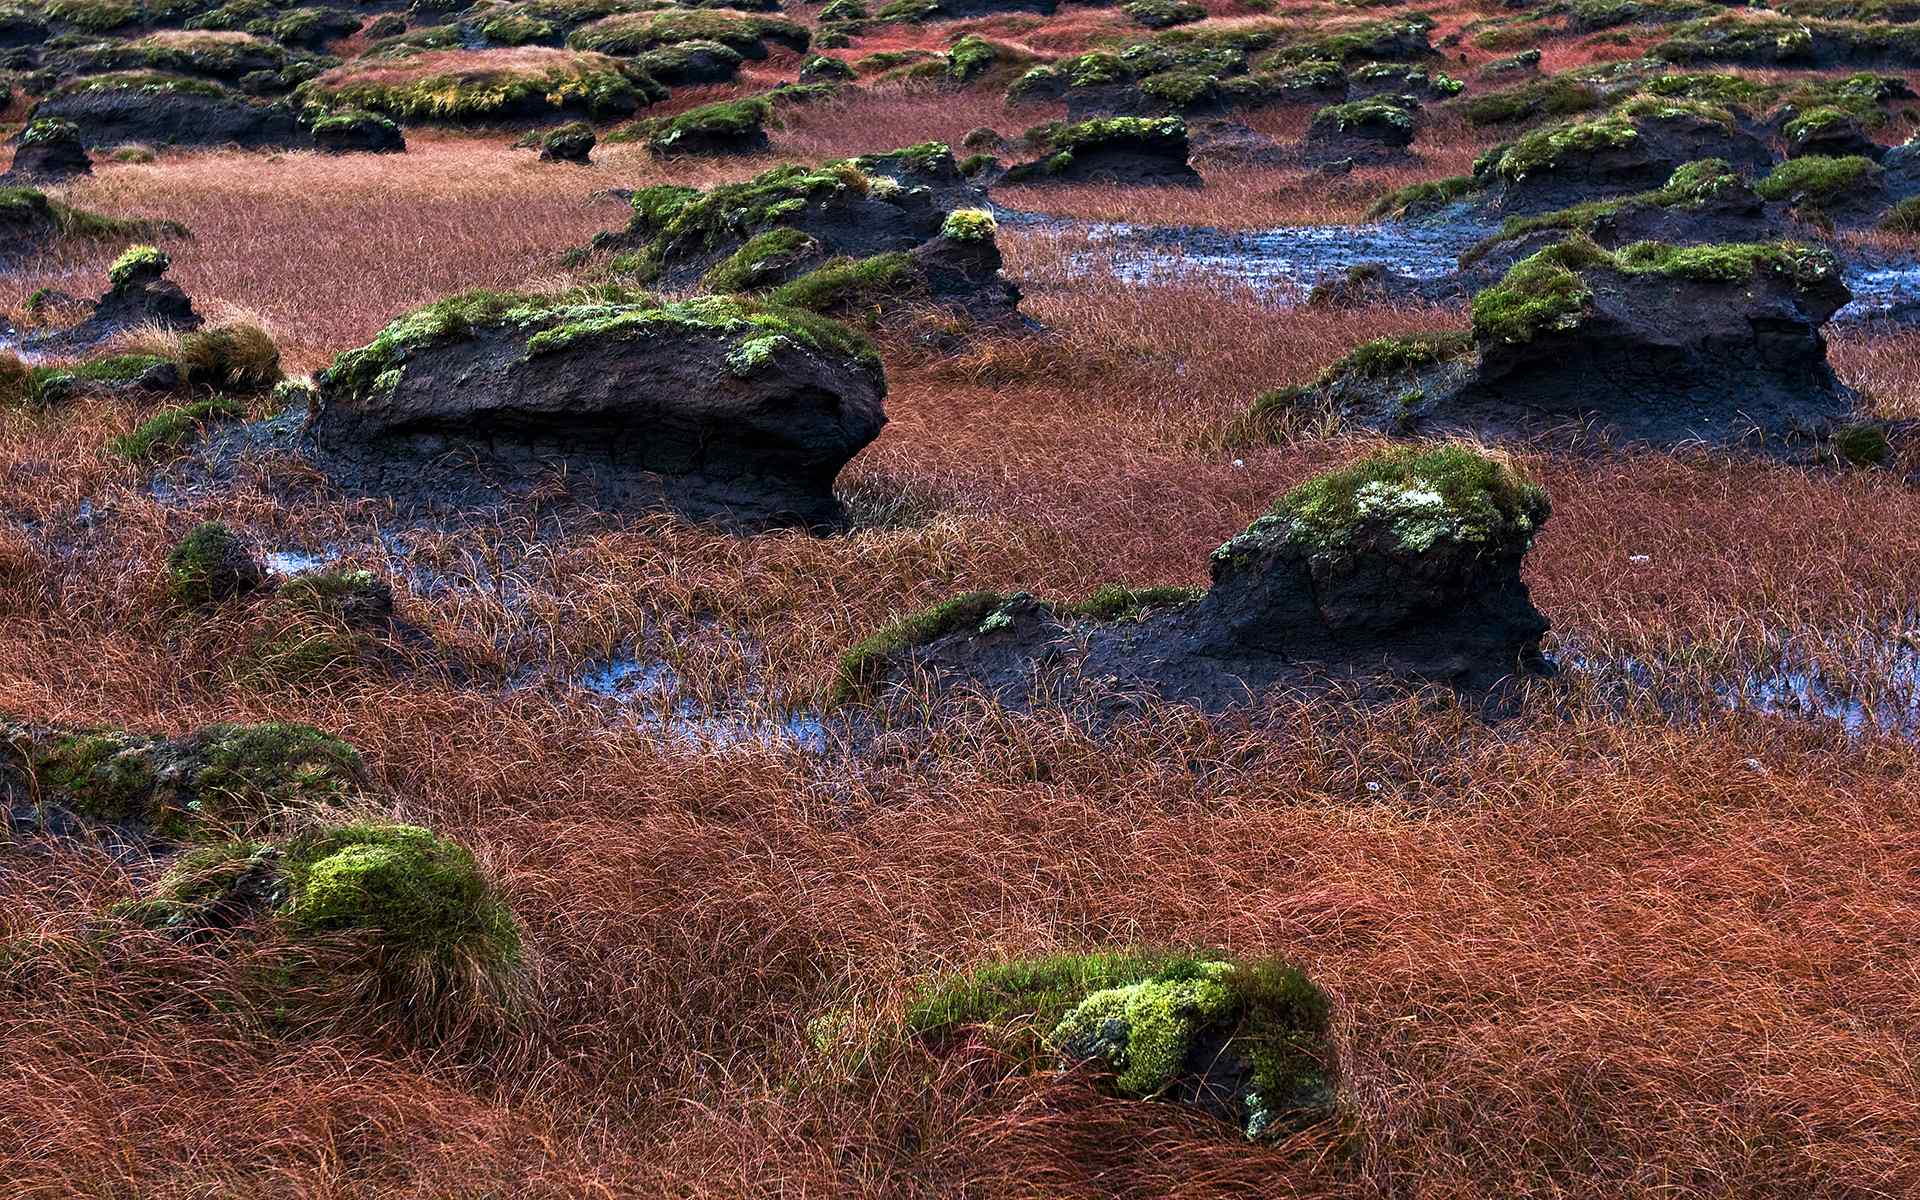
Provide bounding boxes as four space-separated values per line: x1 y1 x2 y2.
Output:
178 322 282 391
164 520 266 607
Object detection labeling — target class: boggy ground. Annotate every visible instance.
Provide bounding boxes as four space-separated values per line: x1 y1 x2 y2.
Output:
4 9 1920 1199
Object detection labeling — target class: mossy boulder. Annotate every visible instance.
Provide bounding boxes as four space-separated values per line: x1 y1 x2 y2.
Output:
122 821 524 1033
903 951 1334 1140
836 446 1553 711
1002 116 1200 186
539 119 595 162
632 38 744 85
589 143 986 289
1478 101 1774 215
31 72 309 149
309 109 405 154
1259 241 1855 451
166 520 267 607
6 117 91 182
306 289 887 526
1305 97 1416 163
3 716 366 838
1459 158 1785 277
640 96 770 156
566 9 808 59
298 49 662 122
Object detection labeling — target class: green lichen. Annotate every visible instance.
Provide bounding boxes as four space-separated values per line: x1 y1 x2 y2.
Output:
1254 444 1550 557
1470 243 1599 345
832 590 1008 705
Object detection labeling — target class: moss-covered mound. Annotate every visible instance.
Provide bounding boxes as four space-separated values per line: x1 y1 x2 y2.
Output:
1003 116 1200 185
1265 444 1549 557
122 821 525 1031
4 716 367 838
0 185 185 262
30 70 310 148
566 9 807 59
1249 240 1854 451
637 96 770 155
307 288 887 525
1655 12 1920 67
590 142 981 287
298 48 663 121
1006 37 1344 117
901 950 1335 1139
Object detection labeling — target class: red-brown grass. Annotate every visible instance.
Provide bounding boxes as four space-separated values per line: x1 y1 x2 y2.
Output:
5 34 1920 1197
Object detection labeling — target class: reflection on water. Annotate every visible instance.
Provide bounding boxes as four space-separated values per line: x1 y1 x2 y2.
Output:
572 651 829 752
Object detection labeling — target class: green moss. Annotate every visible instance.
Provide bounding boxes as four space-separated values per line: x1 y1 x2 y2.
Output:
111 396 247 463
164 520 262 607
1315 97 1415 135
21 353 170 405
1367 173 1477 218
324 288 876 403
1459 75 1603 126
831 590 1009 705
643 96 769 152
108 243 170 288
299 50 658 120
1123 0 1205 27
1831 422 1890 467
567 9 807 55
946 34 998 82
940 207 996 242
1337 331 1476 379
1460 158 1749 263
1470 242 1600 344
1053 958 1234 1096
1879 195 1920 233
17 117 81 146
764 252 917 315
44 0 138 31
699 228 820 293
609 160 872 281
308 109 401 138
1063 584 1202 621
1492 110 1639 181
1041 115 1186 152
20 718 365 835
1754 154 1881 201
1259 444 1550 556
907 950 1334 1139
634 38 745 79
187 722 366 813
126 819 523 1025
283 822 521 973
50 71 233 100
